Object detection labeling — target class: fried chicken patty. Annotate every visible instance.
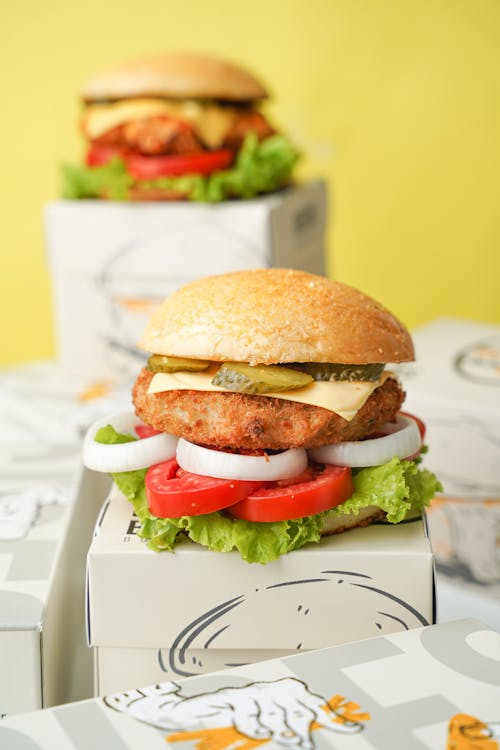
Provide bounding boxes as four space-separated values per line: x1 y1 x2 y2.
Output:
132 368 405 450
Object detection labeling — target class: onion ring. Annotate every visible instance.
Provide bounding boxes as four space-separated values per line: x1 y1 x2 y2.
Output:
83 411 178 473
176 439 308 481
308 415 422 467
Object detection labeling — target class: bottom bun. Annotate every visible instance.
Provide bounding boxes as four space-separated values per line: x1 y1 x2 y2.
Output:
127 186 190 201
321 506 385 536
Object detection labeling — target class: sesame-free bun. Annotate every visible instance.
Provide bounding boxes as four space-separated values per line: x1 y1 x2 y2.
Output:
139 268 415 365
82 53 268 103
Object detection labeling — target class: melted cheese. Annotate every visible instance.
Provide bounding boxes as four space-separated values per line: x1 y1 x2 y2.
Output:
83 99 236 149
147 368 394 422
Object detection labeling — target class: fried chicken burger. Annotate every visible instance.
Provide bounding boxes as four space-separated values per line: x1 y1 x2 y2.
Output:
84 269 441 563
63 53 299 202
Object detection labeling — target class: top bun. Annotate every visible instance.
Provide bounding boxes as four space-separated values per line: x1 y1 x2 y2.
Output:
139 268 415 365
82 53 269 103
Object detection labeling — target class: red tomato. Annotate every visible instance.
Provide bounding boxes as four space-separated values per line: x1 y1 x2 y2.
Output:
86 144 233 178
135 424 161 439
145 459 263 518
124 150 234 179
86 144 130 167
228 465 354 523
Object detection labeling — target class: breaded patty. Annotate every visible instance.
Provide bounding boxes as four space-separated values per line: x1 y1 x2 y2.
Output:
132 368 405 450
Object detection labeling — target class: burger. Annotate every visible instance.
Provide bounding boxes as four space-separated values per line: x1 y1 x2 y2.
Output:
84 268 441 563
63 53 299 202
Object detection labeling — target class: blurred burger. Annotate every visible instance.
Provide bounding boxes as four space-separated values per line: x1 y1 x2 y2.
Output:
85 269 441 563
63 53 299 202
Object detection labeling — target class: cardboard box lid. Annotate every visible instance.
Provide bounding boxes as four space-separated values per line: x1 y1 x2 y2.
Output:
1 618 499 749
45 181 327 275
397 318 500 498
0 501 71 631
402 316 500 413
87 486 434 649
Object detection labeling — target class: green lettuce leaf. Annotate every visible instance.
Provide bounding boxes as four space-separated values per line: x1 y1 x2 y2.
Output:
61 158 133 200
115 487 322 564
328 456 442 524
98 426 441 564
95 425 135 444
61 133 300 203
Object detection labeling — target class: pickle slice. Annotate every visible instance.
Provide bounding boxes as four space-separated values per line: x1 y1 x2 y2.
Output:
147 355 211 373
289 363 385 382
212 362 313 394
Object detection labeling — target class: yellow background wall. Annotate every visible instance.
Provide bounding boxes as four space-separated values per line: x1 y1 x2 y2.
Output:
2 0 500 366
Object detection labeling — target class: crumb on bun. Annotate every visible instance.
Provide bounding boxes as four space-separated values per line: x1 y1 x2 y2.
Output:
139 268 415 365
82 53 269 103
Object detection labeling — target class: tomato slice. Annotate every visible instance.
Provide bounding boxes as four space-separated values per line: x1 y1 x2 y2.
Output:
124 150 234 179
228 465 354 523
135 424 161 439
86 144 130 167
145 458 263 518
86 144 233 178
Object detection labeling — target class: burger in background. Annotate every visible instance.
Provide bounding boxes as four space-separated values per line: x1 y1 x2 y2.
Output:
83 269 441 563
63 53 300 202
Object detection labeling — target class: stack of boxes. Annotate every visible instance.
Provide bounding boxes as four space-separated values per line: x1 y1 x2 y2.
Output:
87 484 434 695
398 317 500 628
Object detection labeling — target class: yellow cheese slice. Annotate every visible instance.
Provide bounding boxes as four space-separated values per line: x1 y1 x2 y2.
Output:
83 99 236 149
147 368 394 422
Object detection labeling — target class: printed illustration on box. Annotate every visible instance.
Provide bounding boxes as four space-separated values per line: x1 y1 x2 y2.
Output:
399 322 500 586
154 553 430 677
420 415 500 499
105 682 500 750
0 488 68 541
426 498 500 584
454 336 500 386
105 677 370 747
447 714 500 749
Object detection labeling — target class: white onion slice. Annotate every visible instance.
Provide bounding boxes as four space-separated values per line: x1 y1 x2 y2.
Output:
83 410 178 473
308 415 422 468
177 439 308 482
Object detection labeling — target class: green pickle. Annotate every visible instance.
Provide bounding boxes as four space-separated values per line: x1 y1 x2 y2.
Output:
289 362 385 382
212 362 313 394
147 355 211 373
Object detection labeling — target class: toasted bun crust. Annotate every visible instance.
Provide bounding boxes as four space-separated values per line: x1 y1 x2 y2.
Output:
82 53 268 103
127 186 190 201
139 268 414 365
321 506 385 535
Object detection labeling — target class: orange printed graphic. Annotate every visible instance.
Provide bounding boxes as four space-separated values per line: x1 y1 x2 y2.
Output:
447 714 499 750
78 380 114 402
167 695 370 750
168 725 267 750
113 296 157 313
322 695 370 724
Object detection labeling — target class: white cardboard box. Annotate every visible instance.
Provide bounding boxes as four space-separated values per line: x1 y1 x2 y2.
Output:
1 618 499 749
398 317 500 585
45 181 327 382
87 482 435 696
0 469 110 718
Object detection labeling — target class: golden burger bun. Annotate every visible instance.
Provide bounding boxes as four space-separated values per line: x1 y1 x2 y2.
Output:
139 268 415 365
82 53 269 103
